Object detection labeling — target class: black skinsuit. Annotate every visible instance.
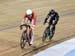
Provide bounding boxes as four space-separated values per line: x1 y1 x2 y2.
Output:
44 10 59 39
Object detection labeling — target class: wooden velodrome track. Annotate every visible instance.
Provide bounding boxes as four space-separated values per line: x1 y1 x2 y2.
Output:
0 0 75 56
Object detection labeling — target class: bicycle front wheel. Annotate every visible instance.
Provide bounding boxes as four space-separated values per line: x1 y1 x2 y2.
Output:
20 31 26 49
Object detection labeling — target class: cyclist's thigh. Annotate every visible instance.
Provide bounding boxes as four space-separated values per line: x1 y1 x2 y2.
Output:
26 27 30 34
49 19 53 25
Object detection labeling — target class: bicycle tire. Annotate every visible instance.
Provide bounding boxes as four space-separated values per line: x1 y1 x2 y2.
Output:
42 27 49 42
20 31 26 49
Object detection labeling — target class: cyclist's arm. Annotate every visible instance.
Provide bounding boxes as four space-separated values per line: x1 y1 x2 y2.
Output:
31 13 37 29
44 12 51 24
32 11 37 26
54 13 59 25
20 14 28 30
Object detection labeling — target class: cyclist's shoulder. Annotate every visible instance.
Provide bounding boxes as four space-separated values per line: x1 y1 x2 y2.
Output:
32 11 37 16
54 11 59 15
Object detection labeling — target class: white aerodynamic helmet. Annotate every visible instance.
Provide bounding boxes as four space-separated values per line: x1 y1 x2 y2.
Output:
26 9 32 15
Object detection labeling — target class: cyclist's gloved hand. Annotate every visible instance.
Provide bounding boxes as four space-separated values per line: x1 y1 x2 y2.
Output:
53 21 57 26
31 25 35 30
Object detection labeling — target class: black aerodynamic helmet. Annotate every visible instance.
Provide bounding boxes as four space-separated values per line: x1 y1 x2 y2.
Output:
50 9 55 13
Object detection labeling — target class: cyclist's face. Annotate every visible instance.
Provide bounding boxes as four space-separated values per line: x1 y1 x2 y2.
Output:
51 11 54 14
28 14 32 17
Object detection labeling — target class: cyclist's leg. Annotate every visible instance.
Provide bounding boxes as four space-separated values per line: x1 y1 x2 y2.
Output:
30 29 33 45
52 25 55 33
49 20 55 40
48 20 52 35
50 25 55 39
30 25 35 46
26 27 31 46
